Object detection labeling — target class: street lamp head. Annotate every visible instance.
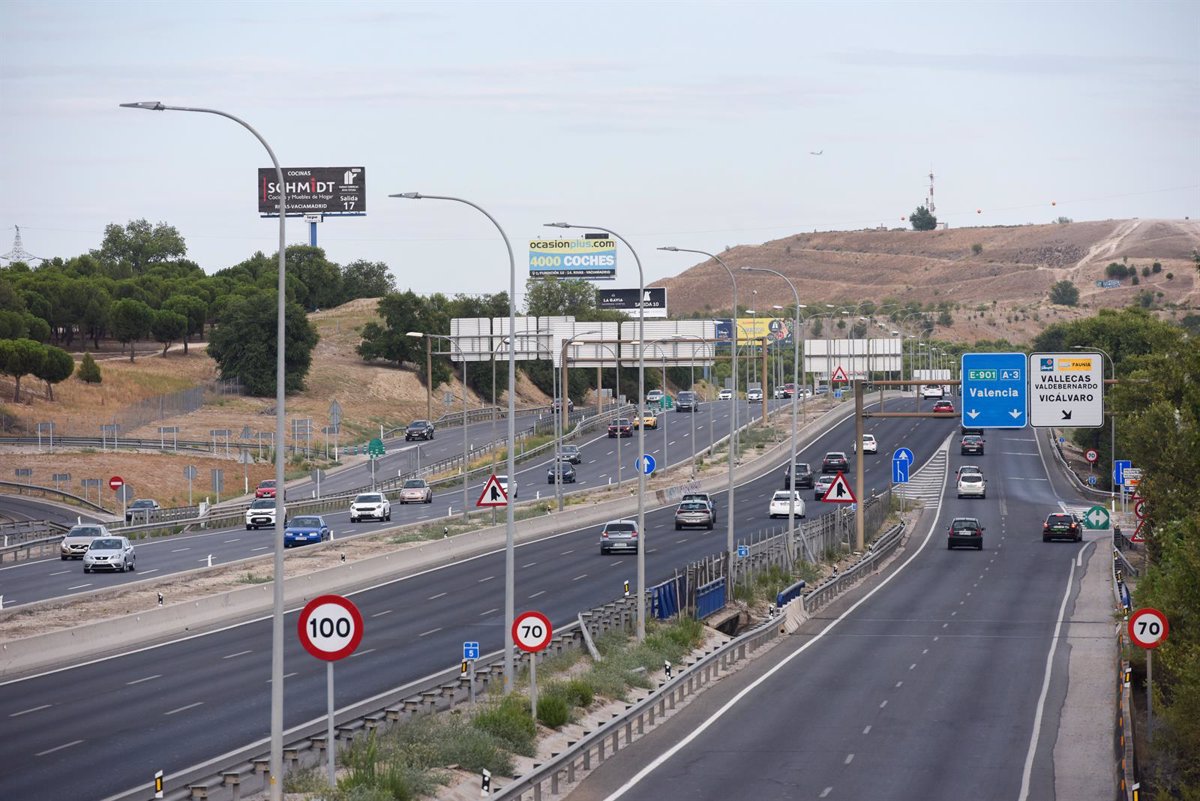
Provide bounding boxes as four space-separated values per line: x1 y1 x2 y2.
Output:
390 192 423 199
405 331 425 338
119 101 165 111
544 222 572 229
657 246 679 252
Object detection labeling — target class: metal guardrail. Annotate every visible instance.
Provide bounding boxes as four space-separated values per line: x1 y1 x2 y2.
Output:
0 479 111 514
801 521 906 613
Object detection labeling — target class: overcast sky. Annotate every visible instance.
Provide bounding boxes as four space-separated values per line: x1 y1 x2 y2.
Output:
2 0 1197 303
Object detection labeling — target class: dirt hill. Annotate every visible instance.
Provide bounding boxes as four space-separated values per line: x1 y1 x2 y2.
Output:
654 218 1200 344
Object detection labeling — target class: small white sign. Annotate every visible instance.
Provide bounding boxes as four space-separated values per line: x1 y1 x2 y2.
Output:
1029 353 1104 428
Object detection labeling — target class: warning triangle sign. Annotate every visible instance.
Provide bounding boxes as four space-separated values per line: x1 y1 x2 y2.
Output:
820 471 857 503
1130 519 1147 544
476 474 509 508
831 365 849 383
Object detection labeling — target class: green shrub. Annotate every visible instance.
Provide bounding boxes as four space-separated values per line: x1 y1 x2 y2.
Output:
536 694 571 728
472 694 536 756
563 679 595 708
391 714 513 776
77 352 102 384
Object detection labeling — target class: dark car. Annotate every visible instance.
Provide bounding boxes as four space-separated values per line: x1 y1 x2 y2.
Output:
125 498 160 522
675 391 699 412
1043 512 1082 542
547 462 577 484
284 516 331 548
607 418 633 438
961 426 985 437
783 461 814 489
947 517 984 550
558 444 582 464
960 434 986 455
821 451 849 473
674 501 715 530
405 420 435 441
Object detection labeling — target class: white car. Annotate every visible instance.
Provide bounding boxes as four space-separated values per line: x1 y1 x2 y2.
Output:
496 475 517 500
350 492 391 522
60 523 109 560
718 388 733 400
245 498 281 530
768 490 806 519
646 389 664 405
747 387 764 402
957 472 987 499
854 434 878 454
83 535 136 573
921 384 944 400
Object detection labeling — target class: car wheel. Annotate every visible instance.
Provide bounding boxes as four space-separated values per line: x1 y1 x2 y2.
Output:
947 542 953 550
129 560 135 571
83 566 90 573
707 522 714 530
61 555 68 561
426 496 433 504
1043 535 1051 542
386 513 392 521
675 524 681 530
600 547 608 555
977 543 983 550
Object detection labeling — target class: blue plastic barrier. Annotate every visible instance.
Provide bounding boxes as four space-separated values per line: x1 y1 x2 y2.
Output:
650 580 679 620
775 579 807 609
695 578 726 620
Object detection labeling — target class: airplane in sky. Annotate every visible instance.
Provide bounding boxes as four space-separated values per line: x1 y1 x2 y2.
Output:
809 150 823 155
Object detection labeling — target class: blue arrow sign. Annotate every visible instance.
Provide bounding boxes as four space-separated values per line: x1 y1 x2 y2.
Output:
1113 459 1131 486
892 458 910 484
463 641 480 661
960 352 1028 429
637 454 656 475
737 544 749 558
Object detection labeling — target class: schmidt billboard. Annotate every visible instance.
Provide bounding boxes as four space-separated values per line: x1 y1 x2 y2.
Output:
529 236 617 280
258 167 365 216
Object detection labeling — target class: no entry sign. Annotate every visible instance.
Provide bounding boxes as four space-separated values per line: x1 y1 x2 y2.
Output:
109 476 124 491
298 594 364 661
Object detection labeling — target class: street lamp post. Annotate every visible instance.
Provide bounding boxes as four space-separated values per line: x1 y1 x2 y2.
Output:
1074 345 1119 508
659 247 739 567
393 193 520 689
121 100 290 801
407 332 468 519
741 267 812 563
550 223 647 641
557 331 600 511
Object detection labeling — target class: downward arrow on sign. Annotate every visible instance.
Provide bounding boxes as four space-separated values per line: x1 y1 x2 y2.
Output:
967 410 980 419
1009 409 1023 419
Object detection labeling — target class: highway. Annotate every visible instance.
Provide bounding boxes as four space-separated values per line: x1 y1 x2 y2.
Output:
0 398 779 607
567 426 1101 801
0 395 953 801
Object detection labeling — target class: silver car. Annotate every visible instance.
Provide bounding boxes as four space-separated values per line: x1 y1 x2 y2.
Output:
814 474 835 500
60 524 109 560
599 519 639 554
83 536 136 573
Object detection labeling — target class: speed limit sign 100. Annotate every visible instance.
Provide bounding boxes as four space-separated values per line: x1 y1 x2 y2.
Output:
512 610 553 653
1128 607 1169 650
298 594 364 661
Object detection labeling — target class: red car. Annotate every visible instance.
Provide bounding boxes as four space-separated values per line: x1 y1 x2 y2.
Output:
607 418 633 438
255 479 277 499
933 400 955 414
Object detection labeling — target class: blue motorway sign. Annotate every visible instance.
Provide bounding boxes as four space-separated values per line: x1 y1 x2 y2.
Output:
1113 459 1131 486
737 544 749 558
892 447 914 484
463 641 480 661
960 353 1028 429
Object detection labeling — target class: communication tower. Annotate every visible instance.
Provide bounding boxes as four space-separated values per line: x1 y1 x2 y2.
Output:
1 226 42 264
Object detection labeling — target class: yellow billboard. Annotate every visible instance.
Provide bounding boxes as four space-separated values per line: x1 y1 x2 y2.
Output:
733 317 791 345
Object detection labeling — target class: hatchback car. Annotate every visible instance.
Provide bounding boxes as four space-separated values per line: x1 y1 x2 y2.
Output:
255 479 277 499
399 479 433 504
813 473 835 500
947 517 984 550
1043 512 1082 542
405 420 435 441
558 444 582 464
60 524 109 560
547 462 577 484
960 434 985 455
921 385 944 400
747 387 764 402
681 492 716 516
956 472 987 499
854 434 878 454
674 501 715 530
718 388 733 400
607 418 633 438
599 519 639 554
350 492 391 522
821 451 849 473
933 399 955 414
769 491 806 519
83 536 136 573
246 498 281 530
783 461 814 489
125 498 160 522
284 516 331 548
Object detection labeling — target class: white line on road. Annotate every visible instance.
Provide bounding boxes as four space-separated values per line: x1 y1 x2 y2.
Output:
127 674 161 685
36 739 83 756
165 702 204 716
251 547 268 552
820 788 833 799
479 608 498 616
139 568 159 575
67 584 91 590
222 650 252 660
350 648 376 657
863 725 872 734
529 590 546 599
171 548 190 553
895 681 903 688
909 663 917 670
428 592 447 600
224 539 241 543
477 575 494 583
48 570 69 576
371 610 392 618
844 753 854 764
561 549 575 555
9 704 51 717
522 562 537 568
573 574 587 581
419 628 441 637
879 700 888 709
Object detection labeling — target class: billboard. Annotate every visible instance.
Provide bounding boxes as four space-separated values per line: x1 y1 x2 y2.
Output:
258 167 365 216
529 237 617 280
596 288 668 318
719 317 791 345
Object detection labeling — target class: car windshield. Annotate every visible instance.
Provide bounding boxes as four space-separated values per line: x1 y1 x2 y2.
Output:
1047 514 1072 524
291 517 322 528
251 499 275 509
963 436 982 442
679 503 707 511
90 539 123 550
612 419 630 426
952 519 978 531
131 500 154 508
791 463 810 471
403 480 426 488
259 481 275 487
355 494 383 503
68 526 102 537
561 446 578 453
408 421 429 428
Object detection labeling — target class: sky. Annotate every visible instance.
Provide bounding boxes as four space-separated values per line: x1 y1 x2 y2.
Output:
2 0 1198 305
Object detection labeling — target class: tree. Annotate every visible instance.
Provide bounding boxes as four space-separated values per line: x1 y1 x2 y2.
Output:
77 352 102 384
937 309 954 327
971 243 983 256
284 245 343 311
109 298 154 361
525 277 600 316
909 205 937 231
161 295 206 354
151 309 188 356
1048 280 1079 306
341 259 396 301
92 219 187 277
206 293 319 396
33 345 74 400
0 310 25 339
0 338 46 402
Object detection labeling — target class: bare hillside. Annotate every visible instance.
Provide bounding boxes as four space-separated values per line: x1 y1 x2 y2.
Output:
654 218 1199 344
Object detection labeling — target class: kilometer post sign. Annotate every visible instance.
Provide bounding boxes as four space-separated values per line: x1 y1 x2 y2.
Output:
529 237 617 280
258 167 366 216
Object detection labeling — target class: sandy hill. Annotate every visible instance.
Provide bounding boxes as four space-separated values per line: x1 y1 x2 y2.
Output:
654 219 1199 343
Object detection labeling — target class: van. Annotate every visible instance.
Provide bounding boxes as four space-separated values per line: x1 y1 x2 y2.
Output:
676 391 698 412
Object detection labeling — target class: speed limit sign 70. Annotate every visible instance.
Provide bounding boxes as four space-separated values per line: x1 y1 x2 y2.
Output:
1128 607 1169 650
512 611 553 653
298 594 364 661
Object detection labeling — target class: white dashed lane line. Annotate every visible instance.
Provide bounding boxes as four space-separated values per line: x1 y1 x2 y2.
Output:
164 702 203 716
419 628 441 637
477 576 494 584
372 610 392 618
522 562 537 568
67 584 91 590
139 568 159 575
171 548 190 553
9 704 51 717
36 740 83 757
479 608 498 616
223 650 252 660
48 570 69 576
428 592 447 600
127 674 161 685
529 590 546 599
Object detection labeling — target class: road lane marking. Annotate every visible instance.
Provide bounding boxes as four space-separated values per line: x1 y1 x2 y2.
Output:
371 610 392 618
909 663 917 670
879 700 888 708
477 576 494 583
428 592 447 600
479 608 498 616
895 681 903 688
222 650 252 660
10 704 51 717
561 550 575 555
845 753 854 764
36 739 83 756
529 590 546 599
251 547 268 552
67 584 92 590
863 725 871 735
573 574 587 581
171 548 190 553
223 539 241 543
820 788 833 798
350 648 376 657
127 674 161 685
165 702 204 716
419 628 442 637
49 570 69 576
139 568 159 575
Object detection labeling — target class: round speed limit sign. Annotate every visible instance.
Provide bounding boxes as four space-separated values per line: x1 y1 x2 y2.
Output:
1085 449 1098 464
512 610 553 653
1128 607 1169 650
298 594 364 661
